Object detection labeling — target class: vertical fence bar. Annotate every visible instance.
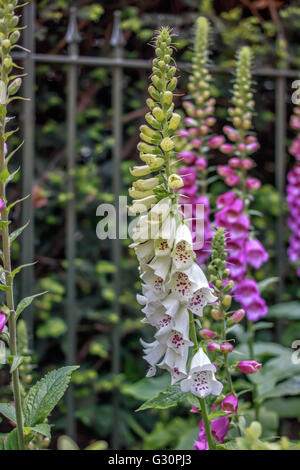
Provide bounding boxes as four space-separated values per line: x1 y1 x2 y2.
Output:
275 76 287 306
65 7 80 440
21 1 35 347
110 10 124 450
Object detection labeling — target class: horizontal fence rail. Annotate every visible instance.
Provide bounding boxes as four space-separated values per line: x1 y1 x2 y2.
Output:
17 2 293 448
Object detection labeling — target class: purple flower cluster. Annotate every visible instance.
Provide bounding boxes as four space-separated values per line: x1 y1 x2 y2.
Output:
215 191 269 321
287 109 300 276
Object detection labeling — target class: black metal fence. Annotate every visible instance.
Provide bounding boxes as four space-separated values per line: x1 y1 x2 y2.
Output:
16 2 297 449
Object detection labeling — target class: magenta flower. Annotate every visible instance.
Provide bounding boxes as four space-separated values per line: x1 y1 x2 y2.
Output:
190 405 201 414
226 255 246 280
178 129 190 138
225 198 243 223
191 138 202 149
178 151 196 164
220 342 234 354
234 278 259 307
245 238 269 269
246 177 261 190
221 394 238 414
0 311 6 334
208 135 225 149
231 309 245 323
237 360 262 374
229 214 250 240
228 157 240 168
207 342 221 353
216 191 236 209
178 167 197 186
217 165 233 178
225 173 240 187
199 329 217 340
241 157 254 169
194 417 230 450
245 295 268 322
195 157 207 170
220 143 234 154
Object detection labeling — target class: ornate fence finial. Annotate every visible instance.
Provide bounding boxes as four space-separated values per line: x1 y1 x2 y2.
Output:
110 10 125 47
66 6 81 44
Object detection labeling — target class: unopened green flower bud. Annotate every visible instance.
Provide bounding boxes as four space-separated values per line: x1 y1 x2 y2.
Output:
8 77 21 96
3 57 12 70
211 308 222 321
222 294 232 310
152 107 164 122
9 29 20 44
145 113 161 130
168 173 183 189
130 165 153 177
167 77 177 92
160 137 174 152
167 66 176 79
8 15 19 28
215 279 223 289
148 85 160 101
224 280 234 294
162 90 173 105
2 39 10 51
133 177 159 191
137 142 156 154
168 113 181 131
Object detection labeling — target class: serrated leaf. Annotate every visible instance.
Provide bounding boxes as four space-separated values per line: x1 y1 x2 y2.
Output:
0 403 17 423
135 383 184 412
9 221 29 243
16 291 47 319
26 423 51 439
23 365 79 426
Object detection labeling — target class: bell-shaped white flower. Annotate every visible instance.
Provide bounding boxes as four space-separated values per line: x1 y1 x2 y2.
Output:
172 223 194 271
180 348 223 398
148 255 172 281
170 262 208 302
130 240 155 264
157 345 189 384
141 267 167 298
188 287 217 317
154 216 176 256
140 338 166 367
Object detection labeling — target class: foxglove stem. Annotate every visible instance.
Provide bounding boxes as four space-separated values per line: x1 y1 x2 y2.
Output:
198 397 216 450
0 95 25 451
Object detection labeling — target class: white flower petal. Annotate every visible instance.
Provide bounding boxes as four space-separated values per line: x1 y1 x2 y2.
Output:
148 255 171 281
172 223 194 270
188 287 217 317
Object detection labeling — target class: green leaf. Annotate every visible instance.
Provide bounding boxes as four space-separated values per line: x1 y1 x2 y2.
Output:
9 262 37 280
0 166 10 183
265 397 300 419
8 194 30 213
9 221 29 243
6 141 24 164
0 403 17 423
268 301 300 320
257 277 279 293
4 429 19 450
263 375 300 399
23 365 79 426
16 291 47 319
122 374 169 401
135 383 185 412
26 423 51 439
7 354 25 372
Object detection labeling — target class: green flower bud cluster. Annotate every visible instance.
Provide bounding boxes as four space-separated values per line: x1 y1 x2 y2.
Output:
0 0 22 112
228 46 254 132
185 17 214 121
129 27 181 212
